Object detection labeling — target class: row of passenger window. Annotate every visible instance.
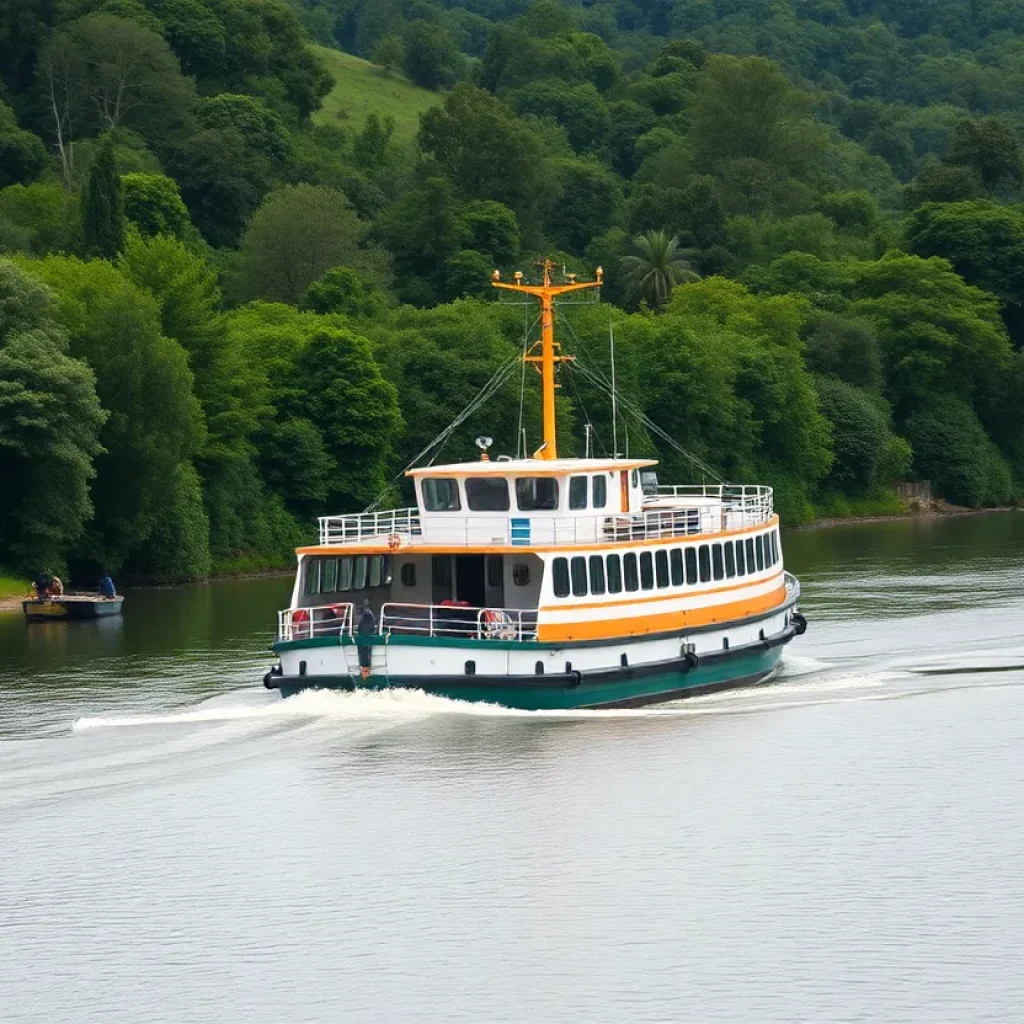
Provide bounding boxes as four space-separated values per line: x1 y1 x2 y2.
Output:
422 473 609 513
551 531 780 599
304 555 393 596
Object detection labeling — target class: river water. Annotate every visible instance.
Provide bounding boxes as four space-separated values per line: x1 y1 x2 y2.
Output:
2 512 1023 1023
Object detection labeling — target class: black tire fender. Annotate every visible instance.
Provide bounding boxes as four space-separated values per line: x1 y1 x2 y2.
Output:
792 612 808 636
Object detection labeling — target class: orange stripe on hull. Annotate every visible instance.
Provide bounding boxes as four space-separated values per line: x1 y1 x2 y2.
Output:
536 585 788 643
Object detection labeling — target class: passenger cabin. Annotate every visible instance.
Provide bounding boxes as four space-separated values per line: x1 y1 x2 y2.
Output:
284 456 776 645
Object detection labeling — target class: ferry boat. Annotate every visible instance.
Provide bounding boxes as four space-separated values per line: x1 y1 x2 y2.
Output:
263 263 806 710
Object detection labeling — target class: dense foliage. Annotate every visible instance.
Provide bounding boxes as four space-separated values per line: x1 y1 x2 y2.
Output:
2 0 1023 581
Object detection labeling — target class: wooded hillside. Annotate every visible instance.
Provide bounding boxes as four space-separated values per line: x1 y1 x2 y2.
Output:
1 0 1022 582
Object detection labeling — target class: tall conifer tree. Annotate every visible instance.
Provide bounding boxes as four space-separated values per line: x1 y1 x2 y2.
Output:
81 137 125 259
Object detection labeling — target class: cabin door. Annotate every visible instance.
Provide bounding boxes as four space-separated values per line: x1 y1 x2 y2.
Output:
431 555 453 603
619 471 630 513
454 555 487 608
484 555 505 609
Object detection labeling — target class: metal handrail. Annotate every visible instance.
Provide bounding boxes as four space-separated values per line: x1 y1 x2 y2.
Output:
379 602 539 641
315 490 774 549
278 602 354 642
319 507 421 545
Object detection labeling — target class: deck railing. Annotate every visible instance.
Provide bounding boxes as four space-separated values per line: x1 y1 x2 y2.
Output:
319 507 420 545
278 602 354 642
379 602 539 642
317 486 773 549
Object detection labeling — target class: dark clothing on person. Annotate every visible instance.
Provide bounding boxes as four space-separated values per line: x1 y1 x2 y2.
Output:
357 604 375 669
98 575 116 598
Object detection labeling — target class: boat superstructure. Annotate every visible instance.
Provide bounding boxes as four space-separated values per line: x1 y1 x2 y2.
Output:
264 262 806 709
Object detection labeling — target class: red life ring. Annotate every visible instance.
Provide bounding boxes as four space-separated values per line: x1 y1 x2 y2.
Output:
481 609 516 640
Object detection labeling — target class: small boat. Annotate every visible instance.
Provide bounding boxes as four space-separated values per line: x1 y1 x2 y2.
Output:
262 262 807 710
22 595 124 621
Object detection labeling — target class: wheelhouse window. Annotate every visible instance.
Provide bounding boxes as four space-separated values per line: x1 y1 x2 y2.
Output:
570 556 588 597
607 554 623 593
354 556 368 589
552 557 570 598
592 475 607 509
589 555 606 595
516 477 558 511
623 552 639 592
467 477 510 511
322 557 338 593
712 543 724 581
640 470 658 495
569 476 588 510
639 551 654 590
340 557 353 591
745 537 755 572
755 535 765 572
735 539 746 576
724 543 736 578
422 478 461 512
304 558 321 595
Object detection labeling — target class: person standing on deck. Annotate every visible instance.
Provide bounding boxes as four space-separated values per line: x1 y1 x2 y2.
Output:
98 573 117 599
357 599 375 680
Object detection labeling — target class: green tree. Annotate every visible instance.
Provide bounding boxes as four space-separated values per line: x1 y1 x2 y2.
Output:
546 158 623 255
509 80 610 155
946 117 1024 195
56 15 196 145
0 101 47 189
441 249 493 301
232 184 386 305
121 173 194 240
417 85 551 227
620 230 699 309
689 55 824 174
904 200 1024 343
292 327 403 510
372 35 405 75
805 316 883 392
403 20 463 90
813 375 892 492
904 398 1012 507
302 267 388 319
26 256 205 573
0 261 105 572
81 136 125 259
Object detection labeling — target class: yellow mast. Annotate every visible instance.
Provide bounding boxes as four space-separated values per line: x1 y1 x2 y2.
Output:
492 258 603 460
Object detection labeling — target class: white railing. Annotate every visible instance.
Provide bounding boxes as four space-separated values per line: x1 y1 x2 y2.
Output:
278 602 354 642
319 508 420 546
315 486 774 549
379 602 539 642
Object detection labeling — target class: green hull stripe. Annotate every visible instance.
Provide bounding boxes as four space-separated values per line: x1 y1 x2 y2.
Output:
274 646 784 711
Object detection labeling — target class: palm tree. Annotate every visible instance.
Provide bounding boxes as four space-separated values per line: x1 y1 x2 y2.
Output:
620 230 700 309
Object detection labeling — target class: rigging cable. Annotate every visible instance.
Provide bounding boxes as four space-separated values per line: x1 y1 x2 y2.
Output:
572 360 726 484
364 355 522 511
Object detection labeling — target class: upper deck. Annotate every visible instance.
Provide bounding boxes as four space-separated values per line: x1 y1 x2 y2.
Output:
316 480 775 551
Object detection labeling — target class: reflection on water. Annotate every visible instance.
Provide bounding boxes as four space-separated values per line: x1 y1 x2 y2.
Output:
1 513 1023 1024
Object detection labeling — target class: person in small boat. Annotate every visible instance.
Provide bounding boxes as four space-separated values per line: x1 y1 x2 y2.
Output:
34 570 53 599
50 575 64 597
98 573 117 599
357 599 375 679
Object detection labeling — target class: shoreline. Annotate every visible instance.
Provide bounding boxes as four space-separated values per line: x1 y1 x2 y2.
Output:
794 504 1018 531
3 506 1017 612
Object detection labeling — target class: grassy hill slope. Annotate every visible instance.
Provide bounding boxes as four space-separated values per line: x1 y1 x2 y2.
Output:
313 46 440 144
